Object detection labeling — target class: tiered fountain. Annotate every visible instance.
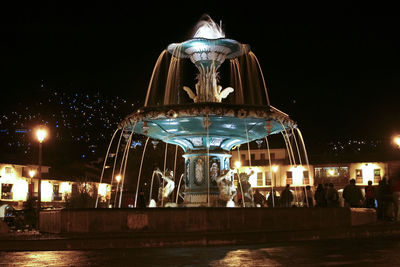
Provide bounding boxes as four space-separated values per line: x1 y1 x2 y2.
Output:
117 15 296 207
41 16 377 246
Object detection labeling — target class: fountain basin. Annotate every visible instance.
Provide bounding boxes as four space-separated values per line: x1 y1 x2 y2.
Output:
168 38 249 67
120 103 295 152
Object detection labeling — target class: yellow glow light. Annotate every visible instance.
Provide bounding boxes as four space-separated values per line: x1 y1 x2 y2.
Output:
115 175 121 183
234 161 241 169
29 170 36 178
394 135 400 148
36 127 48 143
60 182 71 194
360 163 378 184
12 179 29 201
41 181 53 202
272 165 279 173
328 169 335 176
98 183 108 197
290 165 305 185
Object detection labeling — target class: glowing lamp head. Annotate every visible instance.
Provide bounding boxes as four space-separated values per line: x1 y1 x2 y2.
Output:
29 170 36 178
36 127 48 143
272 165 279 173
234 161 241 169
394 135 400 148
115 175 121 183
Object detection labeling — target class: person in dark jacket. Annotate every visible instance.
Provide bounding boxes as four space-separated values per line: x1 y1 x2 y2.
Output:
314 184 327 207
280 184 294 207
343 179 363 207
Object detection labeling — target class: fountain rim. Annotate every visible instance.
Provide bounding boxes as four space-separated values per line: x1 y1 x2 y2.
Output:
118 103 295 129
167 37 250 59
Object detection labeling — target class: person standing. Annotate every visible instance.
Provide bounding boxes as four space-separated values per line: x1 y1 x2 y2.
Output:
364 180 376 208
314 184 327 207
326 183 340 207
343 179 363 208
389 175 400 221
303 185 314 207
280 184 294 207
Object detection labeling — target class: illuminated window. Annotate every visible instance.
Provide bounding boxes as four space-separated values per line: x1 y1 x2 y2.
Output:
1 184 13 199
303 171 310 184
356 169 363 183
264 172 272 186
257 172 263 186
53 184 62 201
374 169 381 184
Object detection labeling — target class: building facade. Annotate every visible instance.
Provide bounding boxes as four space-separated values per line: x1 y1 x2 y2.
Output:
0 163 111 208
231 148 390 200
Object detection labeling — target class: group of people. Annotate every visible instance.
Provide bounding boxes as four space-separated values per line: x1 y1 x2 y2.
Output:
253 184 297 208
376 177 400 221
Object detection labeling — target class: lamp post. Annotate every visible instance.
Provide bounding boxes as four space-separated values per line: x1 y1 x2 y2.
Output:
272 165 278 187
35 126 47 226
29 170 36 201
114 174 121 208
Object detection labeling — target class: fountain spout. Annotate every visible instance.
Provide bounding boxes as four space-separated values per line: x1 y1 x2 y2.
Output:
167 16 249 103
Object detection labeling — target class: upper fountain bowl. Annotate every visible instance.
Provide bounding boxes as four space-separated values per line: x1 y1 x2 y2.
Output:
167 38 250 67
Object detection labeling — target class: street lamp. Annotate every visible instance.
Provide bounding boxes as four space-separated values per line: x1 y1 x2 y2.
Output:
393 135 400 149
34 126 48 222
29 169 36 178
114 174 121 208
234 161 241 169
28 169 36 201
272 165 278 186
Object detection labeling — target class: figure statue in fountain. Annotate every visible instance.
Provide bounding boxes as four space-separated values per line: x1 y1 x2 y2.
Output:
238 170 255 206
154 168 176 207
215 169 237 207
183 72 234 103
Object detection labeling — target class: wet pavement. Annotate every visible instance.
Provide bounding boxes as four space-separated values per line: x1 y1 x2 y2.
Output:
1 236 400 266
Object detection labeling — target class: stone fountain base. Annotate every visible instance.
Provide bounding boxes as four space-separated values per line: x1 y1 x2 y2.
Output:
40 207 376 235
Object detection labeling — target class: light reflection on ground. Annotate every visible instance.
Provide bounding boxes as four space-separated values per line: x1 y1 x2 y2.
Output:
1 237 400 266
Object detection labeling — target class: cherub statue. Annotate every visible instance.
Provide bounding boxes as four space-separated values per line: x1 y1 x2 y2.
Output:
239 170 255 205
215 169 237 206
154 168 175 202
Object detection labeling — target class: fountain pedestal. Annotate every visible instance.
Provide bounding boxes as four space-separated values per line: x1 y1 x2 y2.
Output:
183 150 232 206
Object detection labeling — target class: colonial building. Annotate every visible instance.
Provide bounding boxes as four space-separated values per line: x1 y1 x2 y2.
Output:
231 148 392 196
0 163 111 208
230 148 313 190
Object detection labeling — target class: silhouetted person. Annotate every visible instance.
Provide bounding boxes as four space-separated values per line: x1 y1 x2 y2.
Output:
267 190 279 208
389 175 400 221
364 180 376 208
343 179 363 207
303 185 314 207
326 183 339 207
280 184 294 207
314 184 327 207
377 177 391 220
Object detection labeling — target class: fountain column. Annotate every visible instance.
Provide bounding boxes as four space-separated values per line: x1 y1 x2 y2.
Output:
183 150 231 206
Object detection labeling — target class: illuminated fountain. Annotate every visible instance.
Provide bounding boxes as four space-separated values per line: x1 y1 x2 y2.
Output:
97 15 301 208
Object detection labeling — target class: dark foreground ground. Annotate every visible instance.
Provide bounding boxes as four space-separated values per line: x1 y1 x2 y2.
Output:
1 235 400 266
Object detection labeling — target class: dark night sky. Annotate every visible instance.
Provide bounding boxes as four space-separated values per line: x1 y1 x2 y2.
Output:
1 2 400 144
